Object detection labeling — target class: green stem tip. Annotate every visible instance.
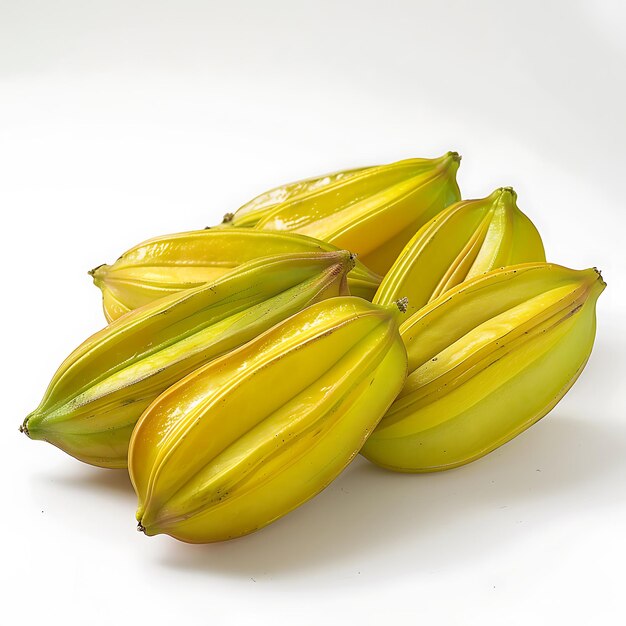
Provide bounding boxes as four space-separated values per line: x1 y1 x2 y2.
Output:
87 263 106 277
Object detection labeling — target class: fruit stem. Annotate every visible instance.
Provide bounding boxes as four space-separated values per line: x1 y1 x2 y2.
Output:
593 267 607 287
395 297 409 314
19 421 29 437
347 252 358 271
87 264 105 278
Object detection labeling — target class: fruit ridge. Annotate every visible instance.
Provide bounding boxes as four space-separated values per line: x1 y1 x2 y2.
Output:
362 263 605 472
23 250 354 468
129 296 408 542
374 187 545 316
223 165 372 228
248 153 462 274
91 228 381 321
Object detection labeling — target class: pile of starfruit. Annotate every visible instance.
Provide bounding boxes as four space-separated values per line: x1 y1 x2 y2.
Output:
22 152 605 543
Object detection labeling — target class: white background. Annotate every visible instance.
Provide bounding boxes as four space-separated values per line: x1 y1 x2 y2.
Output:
1 1 625 624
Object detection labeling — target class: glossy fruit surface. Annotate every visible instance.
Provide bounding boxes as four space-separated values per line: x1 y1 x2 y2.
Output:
23 251 354 468
223 165 371 228
91 229 380 321
248 153 462 274
362 263 605 472
374 187 545 316
130 297 408 542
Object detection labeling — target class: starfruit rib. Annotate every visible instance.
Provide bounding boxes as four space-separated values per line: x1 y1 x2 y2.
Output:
374 187 545 315
40 253 340 413
129 297 408 542
453 341 594 471
47 250 355 413
386 281 592 424
428 210 495 300
140 318 398 527
372 301 597 469
22 250 354 468
362 263 605 472
298 161 451 243
222 165 372 228
338 155 462 274
252 158 440 229
134 302 395 504
92 229 381 320
399 263 581 370
252 153 461 275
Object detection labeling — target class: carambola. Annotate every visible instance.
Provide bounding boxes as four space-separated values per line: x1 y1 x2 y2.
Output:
374 187 545 316
91 229 381 321
362 263 605 472
23 251 355 468
130 297 408 542
226 153 462 275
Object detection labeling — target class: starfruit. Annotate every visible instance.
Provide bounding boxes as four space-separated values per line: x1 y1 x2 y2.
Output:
221 165 372 228
22 250 354 468
129 296 408 542
236 153 461 275
91 229 381 321
362 263 605 472
374 187 546 316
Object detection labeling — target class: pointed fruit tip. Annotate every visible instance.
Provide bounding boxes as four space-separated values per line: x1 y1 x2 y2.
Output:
222 212 234 224
88 265 101 277
490 186 518 207
440 151 461 174
137 521 146 534
19 420 30 438
498 186 517 199
88 264 107 282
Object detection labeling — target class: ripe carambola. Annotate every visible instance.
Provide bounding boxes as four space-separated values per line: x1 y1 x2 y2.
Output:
22 250 355 468
91 229 381 321
230 153 462 275
362 263 605 472
374 187 545 317
130 297 408 543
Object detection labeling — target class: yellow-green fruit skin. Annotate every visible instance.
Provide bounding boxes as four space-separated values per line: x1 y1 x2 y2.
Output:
374 187 545 316
23 251 354 468
362 263 605 472
248 153 461 275
223 165 371 228
92 229 381 321
129 297 408 543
